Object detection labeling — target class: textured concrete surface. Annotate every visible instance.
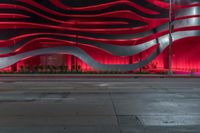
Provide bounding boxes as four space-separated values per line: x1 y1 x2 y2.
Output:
0 77 200 133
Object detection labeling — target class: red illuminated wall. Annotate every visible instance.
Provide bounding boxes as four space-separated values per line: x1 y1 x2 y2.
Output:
0 0 199 72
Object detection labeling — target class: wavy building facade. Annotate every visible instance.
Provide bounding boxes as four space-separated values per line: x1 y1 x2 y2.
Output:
0 0 199 72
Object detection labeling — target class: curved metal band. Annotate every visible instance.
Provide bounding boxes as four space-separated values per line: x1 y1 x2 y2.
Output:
0 30 199 71
0 17 199 56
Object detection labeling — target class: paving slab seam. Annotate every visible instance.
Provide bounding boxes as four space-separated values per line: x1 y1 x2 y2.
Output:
108 92 124 133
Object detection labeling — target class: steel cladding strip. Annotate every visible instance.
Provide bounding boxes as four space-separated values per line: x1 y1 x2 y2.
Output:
0 30 199 71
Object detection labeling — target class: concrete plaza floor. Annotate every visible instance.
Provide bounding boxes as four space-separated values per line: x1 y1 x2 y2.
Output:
0 76 200 133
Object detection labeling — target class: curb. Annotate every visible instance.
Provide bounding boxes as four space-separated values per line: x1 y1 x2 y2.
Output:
0 74 199 78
